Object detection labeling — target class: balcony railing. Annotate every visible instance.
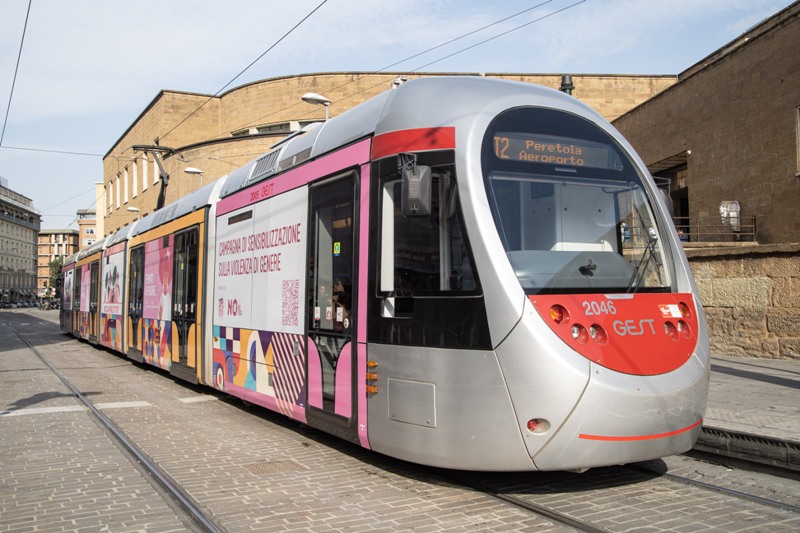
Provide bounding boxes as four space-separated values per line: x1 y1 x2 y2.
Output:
672 216 756 243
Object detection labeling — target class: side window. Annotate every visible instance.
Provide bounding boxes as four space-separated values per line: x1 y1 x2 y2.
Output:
74 267 82 310
89 261 100 312
379 159 477 296
173 228 199 320
128 246 145 317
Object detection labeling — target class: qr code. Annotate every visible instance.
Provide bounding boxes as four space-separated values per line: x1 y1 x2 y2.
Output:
282 279 300 327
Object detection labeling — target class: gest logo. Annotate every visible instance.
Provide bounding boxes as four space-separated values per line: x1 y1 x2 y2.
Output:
612 318 656 336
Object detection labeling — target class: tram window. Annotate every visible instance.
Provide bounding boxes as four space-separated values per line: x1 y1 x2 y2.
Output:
74 268 82 310
89 262 99 312
379 163 477 296
128 246 145 317
173 229 198 319
482 107 673 293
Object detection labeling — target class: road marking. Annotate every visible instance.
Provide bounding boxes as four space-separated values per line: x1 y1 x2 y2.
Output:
178 396 218 404
1 401 152 417
96 401 151 409
1 405 84 417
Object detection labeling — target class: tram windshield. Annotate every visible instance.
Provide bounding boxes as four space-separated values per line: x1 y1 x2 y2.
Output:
482 107 672 294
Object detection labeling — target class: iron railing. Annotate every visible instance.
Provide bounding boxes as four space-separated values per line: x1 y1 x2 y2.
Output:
671 216 757 243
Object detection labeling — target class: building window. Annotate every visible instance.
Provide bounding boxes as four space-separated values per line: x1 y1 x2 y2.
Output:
142 154 148 191
232 120 316 137
124 167 129 203
115 176 121 209
132 159 138 198
153 156 159 185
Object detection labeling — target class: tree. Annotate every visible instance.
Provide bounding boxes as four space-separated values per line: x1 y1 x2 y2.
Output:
48 257 63 299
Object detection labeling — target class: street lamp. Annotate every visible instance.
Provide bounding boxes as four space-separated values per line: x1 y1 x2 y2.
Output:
126 206 140 220
301 92 331 121
559 74 574 95
184 167 204 187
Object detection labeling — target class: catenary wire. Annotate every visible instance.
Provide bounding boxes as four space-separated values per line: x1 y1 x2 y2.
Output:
1 0 33 147
219 0 588 137
410 0 587 72
376 1 554 72
0 1 578 159
0 1 329 158
157 0 329 146
0 144 103 157
291 0 588 119
214 0 560 134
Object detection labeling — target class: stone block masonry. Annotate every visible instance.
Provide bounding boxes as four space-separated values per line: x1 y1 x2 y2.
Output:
686 243 800 359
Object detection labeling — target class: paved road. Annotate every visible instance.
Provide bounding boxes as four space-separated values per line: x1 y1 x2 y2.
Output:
2 308 798 532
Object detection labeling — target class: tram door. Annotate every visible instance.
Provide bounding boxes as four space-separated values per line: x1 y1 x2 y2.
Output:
170 227 199 384
72 267 81 337
88 261 100 343
127 246 145 362
306 173 357 433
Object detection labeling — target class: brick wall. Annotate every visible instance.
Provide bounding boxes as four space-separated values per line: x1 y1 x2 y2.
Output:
687 244 800 359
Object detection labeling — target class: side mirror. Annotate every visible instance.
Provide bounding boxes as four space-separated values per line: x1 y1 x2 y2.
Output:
399 153 431 217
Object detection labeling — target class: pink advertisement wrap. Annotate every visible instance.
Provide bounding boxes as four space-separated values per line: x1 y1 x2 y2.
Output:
79 266 91 313
143 237 173 321
141 236 174 370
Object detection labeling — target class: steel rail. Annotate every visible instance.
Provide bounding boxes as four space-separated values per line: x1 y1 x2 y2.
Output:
11 326 225 533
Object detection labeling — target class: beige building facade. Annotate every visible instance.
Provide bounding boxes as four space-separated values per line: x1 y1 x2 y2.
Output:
103 72 676 235
37 229 79 298
76 209 98 250
0 177 41 304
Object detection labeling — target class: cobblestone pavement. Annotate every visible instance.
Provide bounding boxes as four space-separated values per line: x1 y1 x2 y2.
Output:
2 309 799 532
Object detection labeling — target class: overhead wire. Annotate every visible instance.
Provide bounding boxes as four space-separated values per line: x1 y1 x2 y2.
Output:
48 187 99 229
1 0 33 147
288 0 588 122
7 0 587 231
376 0 554 73
1 1 585 162
0 144 103 157
157 0 329 145
217 0 586 139
408 0 587 72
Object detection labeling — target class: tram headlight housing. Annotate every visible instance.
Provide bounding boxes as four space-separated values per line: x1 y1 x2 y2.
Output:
571 324 588 344
549 304 568 324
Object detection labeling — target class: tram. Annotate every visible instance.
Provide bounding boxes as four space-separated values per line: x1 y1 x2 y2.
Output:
61 77 709 471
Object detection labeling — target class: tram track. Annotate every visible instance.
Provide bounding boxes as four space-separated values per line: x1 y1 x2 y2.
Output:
432 452 800 533
10 326 225 533
5 312 799 532
626 461 800 515
435 469 612 533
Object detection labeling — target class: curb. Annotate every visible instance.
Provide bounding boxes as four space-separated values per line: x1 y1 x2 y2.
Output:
695 426 800 473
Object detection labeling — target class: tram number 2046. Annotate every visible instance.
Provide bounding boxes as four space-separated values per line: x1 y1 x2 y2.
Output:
582 300 617 316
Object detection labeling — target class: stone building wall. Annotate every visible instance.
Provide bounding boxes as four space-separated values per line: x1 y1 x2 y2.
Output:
614 5 800 245
686 244 800 359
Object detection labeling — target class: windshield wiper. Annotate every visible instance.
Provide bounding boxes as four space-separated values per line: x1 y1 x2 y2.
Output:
627 235 657 293
579 259 597 277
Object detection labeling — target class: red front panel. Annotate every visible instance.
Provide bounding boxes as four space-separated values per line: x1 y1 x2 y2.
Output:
530 293 699 376
371 127 456 160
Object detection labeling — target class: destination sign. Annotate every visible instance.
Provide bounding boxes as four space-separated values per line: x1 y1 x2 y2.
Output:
493 132 621 170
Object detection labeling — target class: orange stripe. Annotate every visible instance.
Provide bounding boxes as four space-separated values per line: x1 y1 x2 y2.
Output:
371 127 455 160
579 418 703 442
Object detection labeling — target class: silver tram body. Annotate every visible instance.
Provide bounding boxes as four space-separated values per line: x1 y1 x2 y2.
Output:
62 77 709 472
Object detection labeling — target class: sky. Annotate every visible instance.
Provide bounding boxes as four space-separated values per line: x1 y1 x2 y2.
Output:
0 0 795 230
